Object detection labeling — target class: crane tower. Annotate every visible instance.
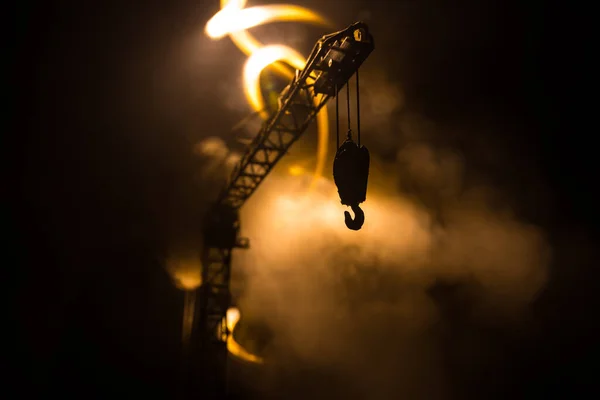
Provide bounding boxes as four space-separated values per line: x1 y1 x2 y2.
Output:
185 21 375 399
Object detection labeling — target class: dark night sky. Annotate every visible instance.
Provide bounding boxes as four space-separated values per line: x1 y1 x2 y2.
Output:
8 0 598 398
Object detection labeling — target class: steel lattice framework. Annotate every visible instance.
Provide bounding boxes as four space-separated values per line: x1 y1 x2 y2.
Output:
185 21 374 399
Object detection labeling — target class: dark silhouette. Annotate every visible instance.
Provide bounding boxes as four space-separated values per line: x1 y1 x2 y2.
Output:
333 134 370 230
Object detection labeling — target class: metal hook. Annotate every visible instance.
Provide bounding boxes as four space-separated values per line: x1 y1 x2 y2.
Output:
344 204 365 231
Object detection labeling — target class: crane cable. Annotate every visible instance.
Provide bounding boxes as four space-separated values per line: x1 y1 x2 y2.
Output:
335 84 339 148
335 71 362 146
356 69 361 147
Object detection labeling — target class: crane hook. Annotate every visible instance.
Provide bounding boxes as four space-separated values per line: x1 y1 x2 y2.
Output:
344 204 365 231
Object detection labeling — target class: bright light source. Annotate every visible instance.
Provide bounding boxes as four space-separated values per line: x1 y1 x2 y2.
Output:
226 307 241 332
206 2 326 39
243 45 305 119
205 0 330 187
224 307 264 364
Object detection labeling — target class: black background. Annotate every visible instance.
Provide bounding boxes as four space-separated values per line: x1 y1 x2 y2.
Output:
8 0 597 398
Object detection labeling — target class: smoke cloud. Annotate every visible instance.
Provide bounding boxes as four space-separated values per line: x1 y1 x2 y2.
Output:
163 8 550 397
188 101 550 398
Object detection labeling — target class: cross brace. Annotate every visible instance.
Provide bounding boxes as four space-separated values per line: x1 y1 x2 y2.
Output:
187 21 375 399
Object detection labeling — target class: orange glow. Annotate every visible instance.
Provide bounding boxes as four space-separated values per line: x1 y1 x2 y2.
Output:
205 1 327 40
288 164 305 176
241 166 435 271
166 255 202 290
225 307 264 364
243 45 306 119
205 0 330 187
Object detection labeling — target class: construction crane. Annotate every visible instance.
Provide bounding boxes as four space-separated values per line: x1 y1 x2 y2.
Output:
185 21 375 399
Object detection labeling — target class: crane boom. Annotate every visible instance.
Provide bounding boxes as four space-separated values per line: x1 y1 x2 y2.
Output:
218 21 375 209
186 22 375 399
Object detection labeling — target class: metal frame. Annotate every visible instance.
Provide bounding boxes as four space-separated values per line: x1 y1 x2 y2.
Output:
187 21 375 399
219 80 331 210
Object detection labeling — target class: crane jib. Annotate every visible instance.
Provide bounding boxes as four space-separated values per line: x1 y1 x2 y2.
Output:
217 21 374 211
190 22 375 398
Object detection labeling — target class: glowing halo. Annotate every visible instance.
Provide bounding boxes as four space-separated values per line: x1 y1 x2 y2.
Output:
205 0 332 363
205 0 330 188
225 307 264 364
243 45 306 119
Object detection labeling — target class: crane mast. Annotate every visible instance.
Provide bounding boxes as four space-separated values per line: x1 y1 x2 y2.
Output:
185 21 375 399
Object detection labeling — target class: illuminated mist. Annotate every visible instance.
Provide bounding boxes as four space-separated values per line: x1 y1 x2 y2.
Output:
166 1 551 398
166 0 328 289
194 123 550 398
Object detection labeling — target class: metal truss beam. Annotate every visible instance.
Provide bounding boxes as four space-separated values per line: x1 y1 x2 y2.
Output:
218 21 374 210
187 205 248 398
189 21 375 400
219 78 330 209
